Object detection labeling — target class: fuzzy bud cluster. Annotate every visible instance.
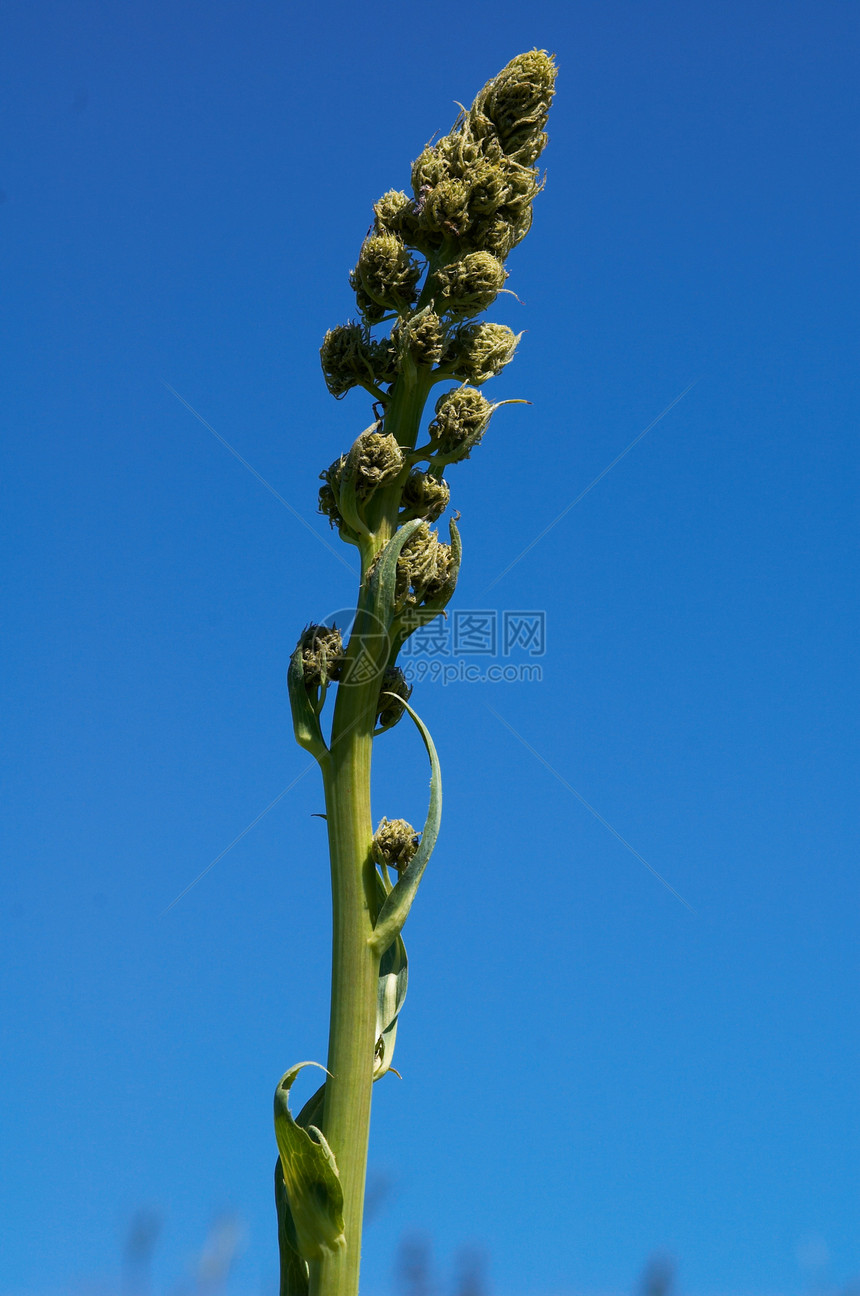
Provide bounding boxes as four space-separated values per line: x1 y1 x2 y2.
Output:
431 252 507 319
444 322 520 385
469 49 556 165
395 523 454 607
319 427 404 530
373 189 423 247
393 309 445 367
350 232 422 320
405 50 556 261
350 429 404 499
400 469 450 521
427 386 493 460
317 463 343 528
410 136 540 261
372 817 419 873
320 323 398 398
323 52 554 405
296 624 344 690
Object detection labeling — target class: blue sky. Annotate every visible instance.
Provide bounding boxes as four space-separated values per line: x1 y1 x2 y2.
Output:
1 3 858 1295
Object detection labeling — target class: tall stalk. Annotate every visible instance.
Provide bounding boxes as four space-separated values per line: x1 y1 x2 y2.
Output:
273 52 557 1296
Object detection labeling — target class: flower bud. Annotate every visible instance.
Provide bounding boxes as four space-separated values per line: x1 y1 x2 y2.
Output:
421 177 471 237
411 143 451 196
296 624 344 689
319 454 347 528
466 215 518 260
372 817 420 873
350 232 421 314
469 50 557 166
366 335 400 386
400 469 450 522
509 203 535 247
432 252 507 318
349 429 404 501
396 522 453 606
374 188 431 255
427 386 493 459
501 158 543 216
432 131 488 183
352 285 388 325
376 666 412 729
393 309 445 367
445 322 520 385
319 428 404 530
465 159 512 216
372 188 411 231
320 322 398 398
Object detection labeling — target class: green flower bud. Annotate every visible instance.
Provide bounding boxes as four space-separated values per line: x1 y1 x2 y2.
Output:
400 469 451 522
319 428 404 531
466 159 512 216
372 817 420 873
469 50 557 166
421 176 472 237
297 624 344 689
348 428 404 501
445 322 520 385
509 203 535 247
373 188 427 251
318 454 347 528
320 323 399 398
411 143 451 195
352 285 388 325
465 215 518 260
393 309 445 367
376 666 412 729
366 335 400 386
374 189 412 231
395 522 453 606
350 232 421 314
432 251 507 318
410 108 547 257
501 157 543 216
427 386 493 459
444 132 492 176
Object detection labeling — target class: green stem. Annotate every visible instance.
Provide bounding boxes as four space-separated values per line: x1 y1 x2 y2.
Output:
309 711 379 1296
307 363 434 1296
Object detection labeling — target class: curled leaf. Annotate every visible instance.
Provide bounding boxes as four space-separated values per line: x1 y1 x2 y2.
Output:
275 1160 309 1296
273 1063 345 1262
367 518 426 624
287 645 327 762
373 870 409 1078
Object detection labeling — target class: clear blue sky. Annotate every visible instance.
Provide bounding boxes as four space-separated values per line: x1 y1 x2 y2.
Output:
1 3 857 1295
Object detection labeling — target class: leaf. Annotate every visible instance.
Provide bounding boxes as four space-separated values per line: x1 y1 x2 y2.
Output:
273 1063 345 1262
273 1079 329 1295
425 514 461 615
367 518 425 624
287 646 327 761
274 1159 309 1296
337 436 372 539
368 698 442 956
373 871 408 1079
